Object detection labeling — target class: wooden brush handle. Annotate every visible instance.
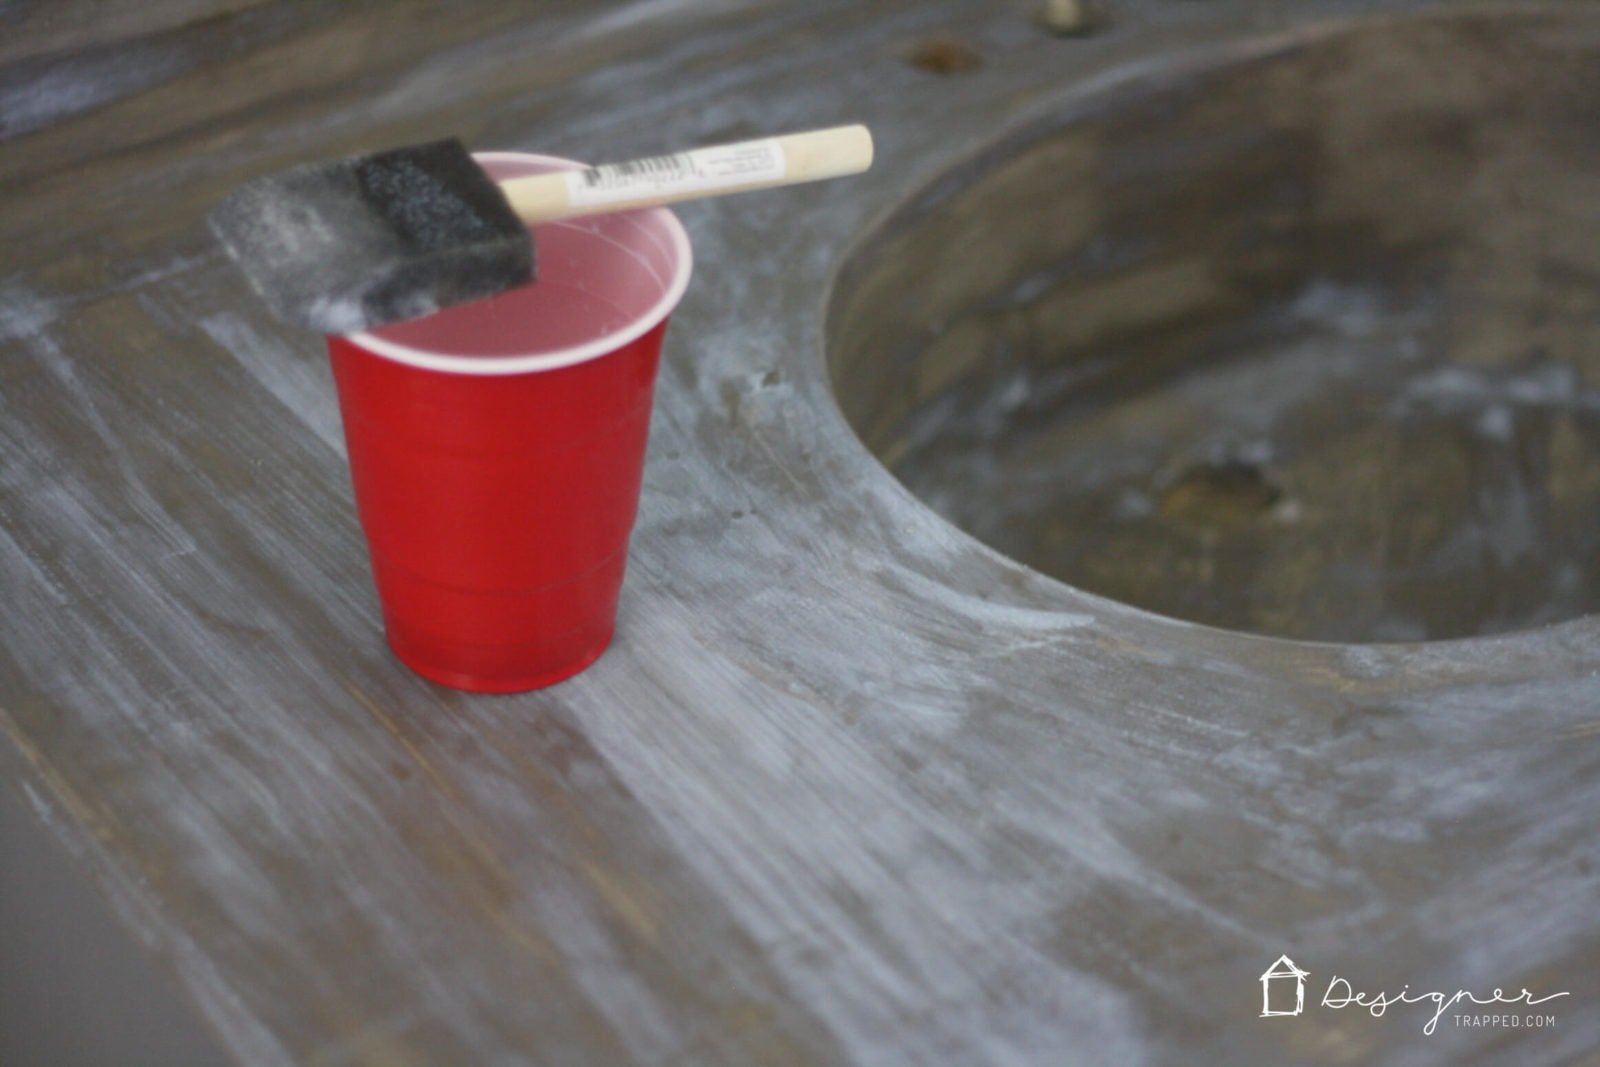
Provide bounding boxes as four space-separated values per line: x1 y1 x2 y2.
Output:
498 125 873 225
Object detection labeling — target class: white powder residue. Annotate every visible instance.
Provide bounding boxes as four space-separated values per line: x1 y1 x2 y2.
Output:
197 312 345 457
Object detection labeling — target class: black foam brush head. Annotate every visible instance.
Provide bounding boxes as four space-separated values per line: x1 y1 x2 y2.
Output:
208 138 533 334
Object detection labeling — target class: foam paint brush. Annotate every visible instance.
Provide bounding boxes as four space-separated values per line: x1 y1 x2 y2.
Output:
208 125 873 335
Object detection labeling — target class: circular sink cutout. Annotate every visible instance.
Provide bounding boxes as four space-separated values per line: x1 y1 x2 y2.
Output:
827 9 1600 644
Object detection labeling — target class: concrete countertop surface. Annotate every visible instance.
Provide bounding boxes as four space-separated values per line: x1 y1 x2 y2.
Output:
1 1 1596 1064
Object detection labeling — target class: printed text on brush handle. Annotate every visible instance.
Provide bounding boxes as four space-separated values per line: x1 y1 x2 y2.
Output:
496 125 874 224
565 140 787 209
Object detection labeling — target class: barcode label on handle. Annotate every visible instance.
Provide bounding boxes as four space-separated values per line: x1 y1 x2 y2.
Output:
565 139 787 209
580 153 695 188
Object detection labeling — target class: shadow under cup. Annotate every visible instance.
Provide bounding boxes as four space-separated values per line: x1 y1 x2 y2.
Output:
326 153 693 693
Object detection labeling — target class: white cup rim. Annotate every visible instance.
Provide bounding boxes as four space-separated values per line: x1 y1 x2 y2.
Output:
343 152 694 376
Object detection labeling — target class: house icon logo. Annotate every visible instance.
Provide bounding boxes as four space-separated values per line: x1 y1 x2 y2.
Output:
1260 954 1310 1017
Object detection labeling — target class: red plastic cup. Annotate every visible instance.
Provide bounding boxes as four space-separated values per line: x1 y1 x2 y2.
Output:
325 153 693 693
